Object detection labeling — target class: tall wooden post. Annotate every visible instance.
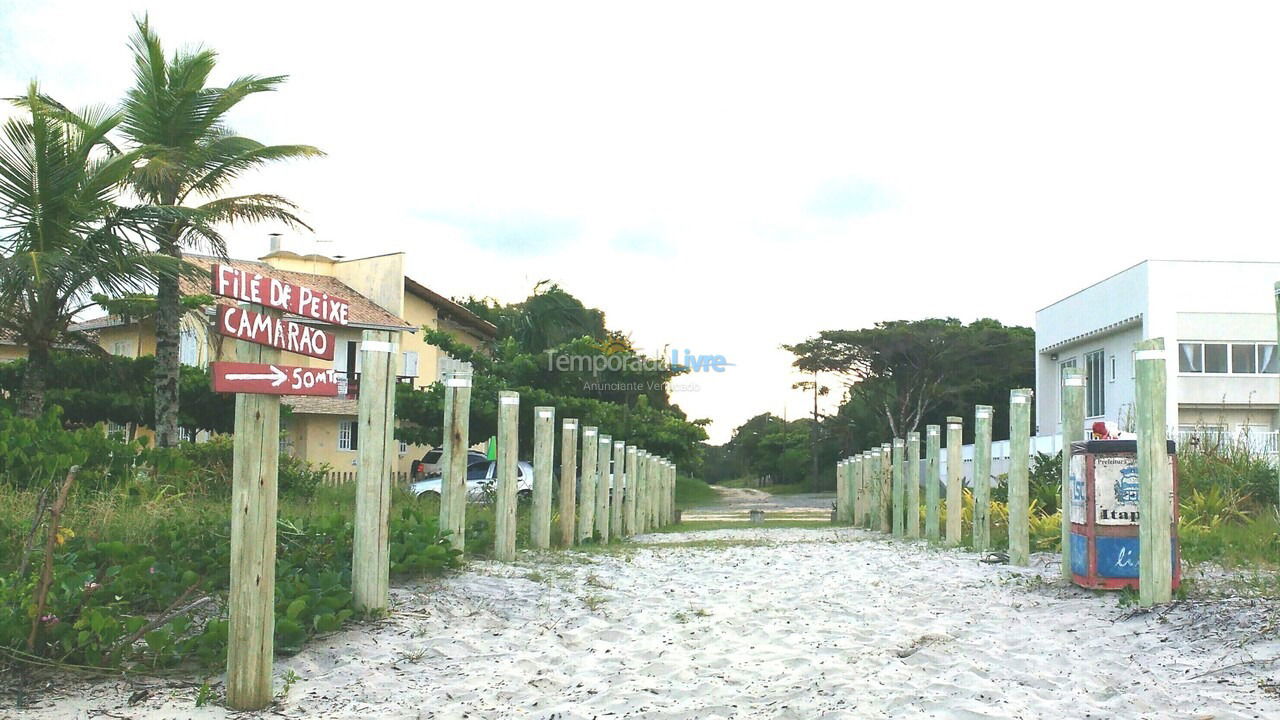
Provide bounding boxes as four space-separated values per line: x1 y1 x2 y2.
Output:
624 445 638 535
850 455 860 527
835 459 847 524
352 330 398 612
906 432 921 539
531 406 555 549
639 450 649 532
1061 368 1086 578
1008 388 1032 566
494 391 520 561
611 441 625 539
891 439 905 536
1135 338 1173 606
596 434 612 541
868 449 882 531
860 451 872 528
880 442 893 533
558 419 578 546
945 416 963 546
227 335 280 710
925 425 941 543
578 427 598 543
973 405 993 552
440 369 472 552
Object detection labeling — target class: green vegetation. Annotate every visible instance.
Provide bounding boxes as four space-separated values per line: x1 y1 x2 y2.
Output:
673 474 718 509
396 283 708 468
0 417 459 674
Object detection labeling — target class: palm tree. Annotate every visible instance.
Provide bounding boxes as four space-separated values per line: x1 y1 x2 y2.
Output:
120 17 322 446
0 85 171 416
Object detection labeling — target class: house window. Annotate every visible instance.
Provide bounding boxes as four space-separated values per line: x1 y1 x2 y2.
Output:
1179 341 1279 374
402 351 419 378
338 420 359 451
111 340 134 357
179 327 199 367
1085 350 1105 418
398 439 408 455
1109 355 1117 382
1259 344 1279 373
178 427 193 443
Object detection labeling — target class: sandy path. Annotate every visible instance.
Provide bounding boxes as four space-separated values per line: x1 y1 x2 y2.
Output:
681 486 835 522
12 528 1280 719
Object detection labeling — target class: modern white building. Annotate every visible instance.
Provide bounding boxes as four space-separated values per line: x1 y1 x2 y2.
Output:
1035 260 1280 448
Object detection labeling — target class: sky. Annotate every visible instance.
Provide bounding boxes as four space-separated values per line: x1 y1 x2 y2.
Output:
4 1 1280 442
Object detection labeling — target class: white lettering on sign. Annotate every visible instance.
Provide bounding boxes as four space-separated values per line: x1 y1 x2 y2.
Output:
211 264 351 326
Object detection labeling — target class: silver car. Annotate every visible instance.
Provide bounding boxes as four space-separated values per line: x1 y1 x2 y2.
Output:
410 459 534 502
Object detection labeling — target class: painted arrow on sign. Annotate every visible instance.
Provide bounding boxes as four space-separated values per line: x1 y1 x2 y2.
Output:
211 362 339 397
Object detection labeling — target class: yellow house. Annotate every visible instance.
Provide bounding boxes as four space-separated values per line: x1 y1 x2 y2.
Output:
0 331 26 363
76 245 496 475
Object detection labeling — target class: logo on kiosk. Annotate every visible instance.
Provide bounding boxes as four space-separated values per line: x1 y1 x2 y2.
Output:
1113 466 1140 505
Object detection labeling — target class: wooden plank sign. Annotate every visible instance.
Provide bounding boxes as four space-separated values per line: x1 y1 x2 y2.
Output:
212 361 339 396
211 264 351 326
215 305 336 360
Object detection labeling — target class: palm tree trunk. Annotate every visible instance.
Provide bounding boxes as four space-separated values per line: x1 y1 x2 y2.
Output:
153 244 181 447
18 342 50 418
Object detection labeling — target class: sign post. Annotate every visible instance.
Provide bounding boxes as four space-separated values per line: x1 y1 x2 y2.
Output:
210 268 352 711
226 315 281 711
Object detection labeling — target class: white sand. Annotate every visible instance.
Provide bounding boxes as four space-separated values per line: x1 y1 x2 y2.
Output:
12 527 1280 719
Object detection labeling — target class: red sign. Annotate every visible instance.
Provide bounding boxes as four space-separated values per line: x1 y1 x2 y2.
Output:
211 362 339 396
211 264 351 326
215 305 335 361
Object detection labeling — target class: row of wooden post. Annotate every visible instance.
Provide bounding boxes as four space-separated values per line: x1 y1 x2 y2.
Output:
442 373 678 560
833 337 1174 607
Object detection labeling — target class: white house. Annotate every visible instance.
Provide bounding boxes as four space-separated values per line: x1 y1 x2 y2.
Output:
1035 260 1280 449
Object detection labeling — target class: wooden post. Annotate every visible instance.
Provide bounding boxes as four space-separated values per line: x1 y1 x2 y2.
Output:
624 445 638 535
875 440 885 530
352 329 398 612
973 405 993 552
227 335 280 710
925 425 941 543
1008 388 1032 566
906 432 921 539
440 369 472 552
668 461 676 526
637 451 650 533
891 439 905 536
945 416 963 546
835 458 847 524
1135 338 1173 606
558 418 578 547
848 456 859 526
578 426 598 543
611 441 625 540
870 448 880 527
494 391 519 561
860 451 872 528
1061 368 1086 578
596 434 612 541
531 406 555 549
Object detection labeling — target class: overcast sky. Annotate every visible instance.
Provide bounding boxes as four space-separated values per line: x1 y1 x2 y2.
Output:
5 1 1280 442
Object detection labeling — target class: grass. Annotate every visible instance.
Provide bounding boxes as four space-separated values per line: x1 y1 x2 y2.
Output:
674 474 719 509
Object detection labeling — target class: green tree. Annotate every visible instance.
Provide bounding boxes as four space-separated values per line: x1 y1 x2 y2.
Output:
0 85 169 416
785 318 1033 447
120 17 322 446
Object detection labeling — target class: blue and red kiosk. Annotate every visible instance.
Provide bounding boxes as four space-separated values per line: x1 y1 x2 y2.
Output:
1067 439 1180 591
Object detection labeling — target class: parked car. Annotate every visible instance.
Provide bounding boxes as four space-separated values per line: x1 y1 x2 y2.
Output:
410 448 488 480
410 459 535 501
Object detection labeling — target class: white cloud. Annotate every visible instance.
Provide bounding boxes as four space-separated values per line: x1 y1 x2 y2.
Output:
5 1 1280 442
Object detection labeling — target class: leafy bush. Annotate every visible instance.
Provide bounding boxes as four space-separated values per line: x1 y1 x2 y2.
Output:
1 490 460 670
1178 446 1277 511
0 407 153 491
